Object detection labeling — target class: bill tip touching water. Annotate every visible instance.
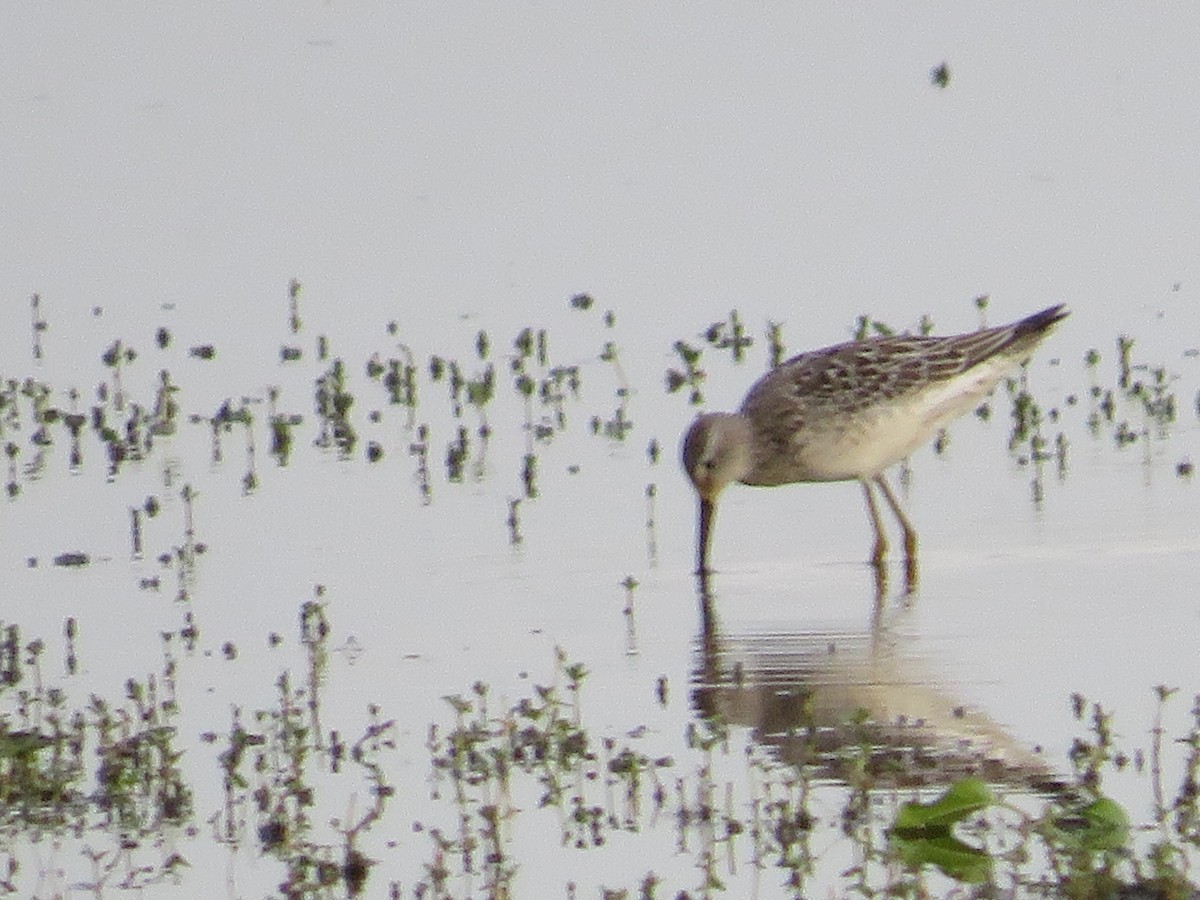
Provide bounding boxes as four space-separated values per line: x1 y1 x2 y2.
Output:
681 303 1070 581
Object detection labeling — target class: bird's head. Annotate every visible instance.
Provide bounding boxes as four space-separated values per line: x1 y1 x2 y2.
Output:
681 413 754 575
681 412 754 501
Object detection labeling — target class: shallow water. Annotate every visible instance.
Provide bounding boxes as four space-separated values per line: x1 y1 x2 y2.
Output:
3 294 1198 895
5 4 1200 896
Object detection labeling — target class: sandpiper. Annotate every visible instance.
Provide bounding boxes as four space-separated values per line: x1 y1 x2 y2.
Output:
682 304 1068 578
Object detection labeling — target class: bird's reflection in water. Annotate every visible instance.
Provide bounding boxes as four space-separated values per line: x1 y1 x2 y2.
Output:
692 574 1057 790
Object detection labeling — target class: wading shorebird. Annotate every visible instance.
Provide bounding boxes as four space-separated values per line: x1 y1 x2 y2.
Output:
682 304 1068 579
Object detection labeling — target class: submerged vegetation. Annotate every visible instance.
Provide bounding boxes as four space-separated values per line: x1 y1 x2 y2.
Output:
0 287 1189 517
2 286 1200 894
3 621 1200 897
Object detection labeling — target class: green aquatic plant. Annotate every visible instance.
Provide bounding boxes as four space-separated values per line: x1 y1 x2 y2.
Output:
931 61 951 89
666 338 705 406
188 344 216 360
29 294 47 361
149 369 179 437
288 277 303 334
207 599 394 898
314 358 357 457
384 345 418 425
890 778 995 883
854 314 896 341
507 497 522 544
100 339 136 413
414 651 1200 898
1117 335 1135 390
0 626 192 888
766 319 785 368
521 451 537 498
703 310 753 362
409 423 432 503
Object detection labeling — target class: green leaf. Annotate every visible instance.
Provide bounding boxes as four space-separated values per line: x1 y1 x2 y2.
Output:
0 729 53 758
893 778 995 832
1049 796 1130 853
892 831 993 884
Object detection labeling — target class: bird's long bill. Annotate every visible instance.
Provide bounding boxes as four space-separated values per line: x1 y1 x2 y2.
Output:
697 496 715 575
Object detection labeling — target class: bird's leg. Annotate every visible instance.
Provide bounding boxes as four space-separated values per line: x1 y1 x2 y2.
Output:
860 480 888 568
874 474 919 590
870 555 888 609
874 474 917 557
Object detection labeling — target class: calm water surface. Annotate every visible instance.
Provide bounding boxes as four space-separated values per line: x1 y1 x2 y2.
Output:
5 4 1200 895
3 296 1198 895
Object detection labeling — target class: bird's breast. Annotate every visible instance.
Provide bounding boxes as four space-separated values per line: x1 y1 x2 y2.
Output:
741 401 945 485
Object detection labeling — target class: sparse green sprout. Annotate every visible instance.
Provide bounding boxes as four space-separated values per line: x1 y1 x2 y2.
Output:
288 278 302 333
189 345 216 360
30 294 46 360
673 340 701 366
514 327 534 358
667 340 705 405
467 365 495 407
269 415 297 465
702 311 753 360
521 452 537 498
1117 335 1134 388
445 427 468 481
766 320 785 368
507 497 522 544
